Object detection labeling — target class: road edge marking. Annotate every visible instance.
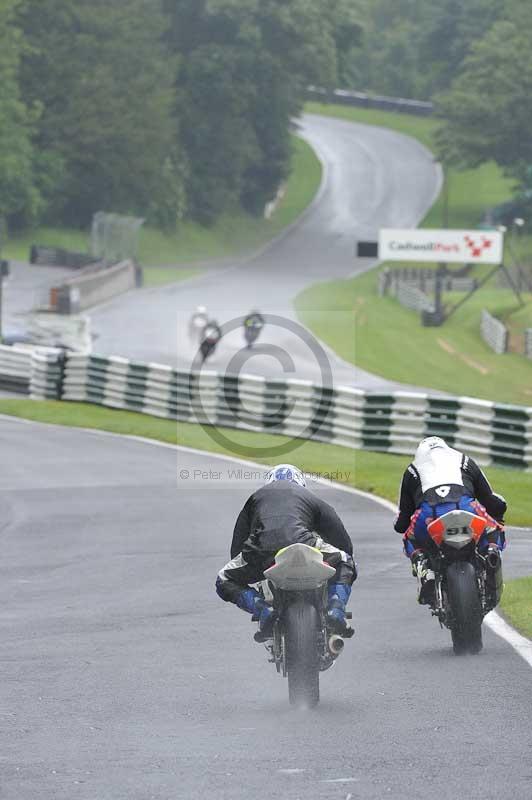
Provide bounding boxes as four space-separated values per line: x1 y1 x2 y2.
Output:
484 611 532 668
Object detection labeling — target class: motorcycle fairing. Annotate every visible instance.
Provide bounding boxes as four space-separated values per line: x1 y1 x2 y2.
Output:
264 543 335 590
427 510 487 548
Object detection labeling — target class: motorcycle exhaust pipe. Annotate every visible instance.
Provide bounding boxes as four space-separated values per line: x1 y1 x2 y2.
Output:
328 635 344 656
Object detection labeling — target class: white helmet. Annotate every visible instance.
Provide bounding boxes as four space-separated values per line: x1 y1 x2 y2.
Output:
266 464 306 487
196 305 207 315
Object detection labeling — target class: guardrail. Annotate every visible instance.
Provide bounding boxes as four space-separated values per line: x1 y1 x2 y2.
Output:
5 347 530 469
481 310 508 354
378 268 476 317
29 246 96 269
307 86 434 116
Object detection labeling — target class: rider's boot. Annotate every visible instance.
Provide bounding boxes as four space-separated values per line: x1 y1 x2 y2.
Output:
412 552 435 605
235 588 276 642
326 583 353 637
253 600 276 642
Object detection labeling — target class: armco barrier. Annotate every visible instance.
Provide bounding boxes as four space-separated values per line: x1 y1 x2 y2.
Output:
481 309 508 354
29 245 96 269
307 86 434 116
5 348 531 469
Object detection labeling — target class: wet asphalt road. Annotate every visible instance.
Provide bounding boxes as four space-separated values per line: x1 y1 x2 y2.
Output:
3 262 73 336
1 416 531 800
91 114 441 390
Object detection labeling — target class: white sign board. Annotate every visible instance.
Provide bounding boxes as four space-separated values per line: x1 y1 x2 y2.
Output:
379 229 503 264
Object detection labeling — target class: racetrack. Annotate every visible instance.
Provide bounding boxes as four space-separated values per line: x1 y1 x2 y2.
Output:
2 415 531 800
91 114 441 390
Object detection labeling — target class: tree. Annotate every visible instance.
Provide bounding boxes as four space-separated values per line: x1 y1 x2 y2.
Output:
342 0 502 100
436 9 532 188
0 0 39 229
166 0 361 223
20 0 184 227
418 0 501 95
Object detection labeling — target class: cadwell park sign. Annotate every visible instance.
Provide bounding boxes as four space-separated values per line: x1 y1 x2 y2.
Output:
378 229 504 265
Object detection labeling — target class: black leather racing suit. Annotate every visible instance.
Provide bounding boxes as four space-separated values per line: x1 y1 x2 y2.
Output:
217 481 356 604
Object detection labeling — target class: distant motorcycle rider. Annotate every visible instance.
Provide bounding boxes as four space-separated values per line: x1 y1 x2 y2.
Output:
394 437 506 604
243 310 265 348
188 305 209 343
216 465 357 641
199 319 222 364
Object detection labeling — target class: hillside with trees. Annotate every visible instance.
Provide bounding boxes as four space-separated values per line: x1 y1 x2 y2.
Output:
2 0 531 237
0 0 361 233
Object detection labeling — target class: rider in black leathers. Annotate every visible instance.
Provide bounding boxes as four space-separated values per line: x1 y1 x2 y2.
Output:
216 464 357 641
243 310 265 348
199 319 222 363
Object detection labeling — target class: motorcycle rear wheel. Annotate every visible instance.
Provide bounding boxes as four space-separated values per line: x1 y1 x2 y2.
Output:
285 599 320 708
446 562 483 655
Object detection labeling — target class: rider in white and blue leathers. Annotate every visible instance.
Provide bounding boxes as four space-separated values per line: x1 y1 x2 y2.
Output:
394 437 506 603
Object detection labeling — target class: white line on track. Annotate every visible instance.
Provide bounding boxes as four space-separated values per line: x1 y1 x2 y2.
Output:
484 611 532 668
1 413 530 667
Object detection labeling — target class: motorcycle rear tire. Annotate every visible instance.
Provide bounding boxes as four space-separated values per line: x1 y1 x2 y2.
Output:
446 562 483 655
285 599 320 708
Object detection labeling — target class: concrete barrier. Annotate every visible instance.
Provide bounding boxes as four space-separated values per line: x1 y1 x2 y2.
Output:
525 329 532 359
50 260 136 313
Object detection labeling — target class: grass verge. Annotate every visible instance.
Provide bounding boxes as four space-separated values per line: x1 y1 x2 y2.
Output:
500 577 532 638
296 271 532 406
299 102 532 404
0 398 530 527
3 135 322 268
142 267 200 288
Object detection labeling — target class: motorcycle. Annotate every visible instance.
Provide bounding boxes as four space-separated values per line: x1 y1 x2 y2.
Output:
425 509 503 655
188 311 208 343
259 543 352 708
199 336 218 363
244 321 263 349
199 323 222 363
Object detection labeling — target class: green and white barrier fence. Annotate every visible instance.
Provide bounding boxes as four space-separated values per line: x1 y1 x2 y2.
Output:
2 347 531 469
0 345 65 398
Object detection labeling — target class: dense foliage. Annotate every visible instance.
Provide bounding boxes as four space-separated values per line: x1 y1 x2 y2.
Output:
436 1 532 192
344 0 501 100
1 0 530 232
0 0 361 231
344 0 531 202
165 0 361 224
0 0 39 228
